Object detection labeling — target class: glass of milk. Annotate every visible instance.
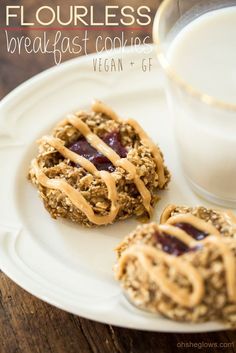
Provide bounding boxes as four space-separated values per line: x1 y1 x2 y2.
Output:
153 0 236 208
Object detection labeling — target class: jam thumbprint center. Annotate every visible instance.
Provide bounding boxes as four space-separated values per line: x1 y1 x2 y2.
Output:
69 131 127 172
174 222 209 241
153 222 210 256
153 231 190 256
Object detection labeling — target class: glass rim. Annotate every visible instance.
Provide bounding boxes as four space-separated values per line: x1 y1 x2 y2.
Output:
153 0 236 112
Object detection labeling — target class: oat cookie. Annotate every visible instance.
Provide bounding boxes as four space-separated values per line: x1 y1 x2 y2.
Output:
115 205 236 326
28 101 170 227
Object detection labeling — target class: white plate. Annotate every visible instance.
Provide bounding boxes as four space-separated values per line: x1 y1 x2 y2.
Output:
0 45 229 332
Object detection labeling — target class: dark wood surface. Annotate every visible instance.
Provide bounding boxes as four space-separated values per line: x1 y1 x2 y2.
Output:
0 1 236 352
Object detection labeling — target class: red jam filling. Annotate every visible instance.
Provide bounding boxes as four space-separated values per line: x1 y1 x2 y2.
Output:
174 222 208 240
69 131 127 172
153 222 208 256
153 231 190 256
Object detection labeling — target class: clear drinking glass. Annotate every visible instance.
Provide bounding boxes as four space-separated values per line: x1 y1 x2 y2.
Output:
153 0 236 208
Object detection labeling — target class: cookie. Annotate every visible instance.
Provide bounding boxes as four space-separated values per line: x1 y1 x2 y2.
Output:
28 101 170 227
115 205 236 326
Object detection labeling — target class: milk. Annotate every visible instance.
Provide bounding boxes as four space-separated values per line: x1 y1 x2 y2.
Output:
167 7 236 105
165 7 236 206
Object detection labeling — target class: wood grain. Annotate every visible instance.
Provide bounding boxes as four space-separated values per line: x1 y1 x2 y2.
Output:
0 1 236 352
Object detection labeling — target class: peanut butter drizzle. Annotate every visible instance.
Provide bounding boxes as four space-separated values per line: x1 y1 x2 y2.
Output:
126 119 166 188
166 213 221 237
42 135 119 209
117 215 236 307
160 204 178 224
42 136 97 174
92 100 120 121
117 244 204 308
202 236 236 302
32 158 119 225
158 224 195 246
67 113 152 215
91 101 166 189
159 212 236 302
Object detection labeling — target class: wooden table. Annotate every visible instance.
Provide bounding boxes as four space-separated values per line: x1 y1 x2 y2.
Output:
0 1 236 352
